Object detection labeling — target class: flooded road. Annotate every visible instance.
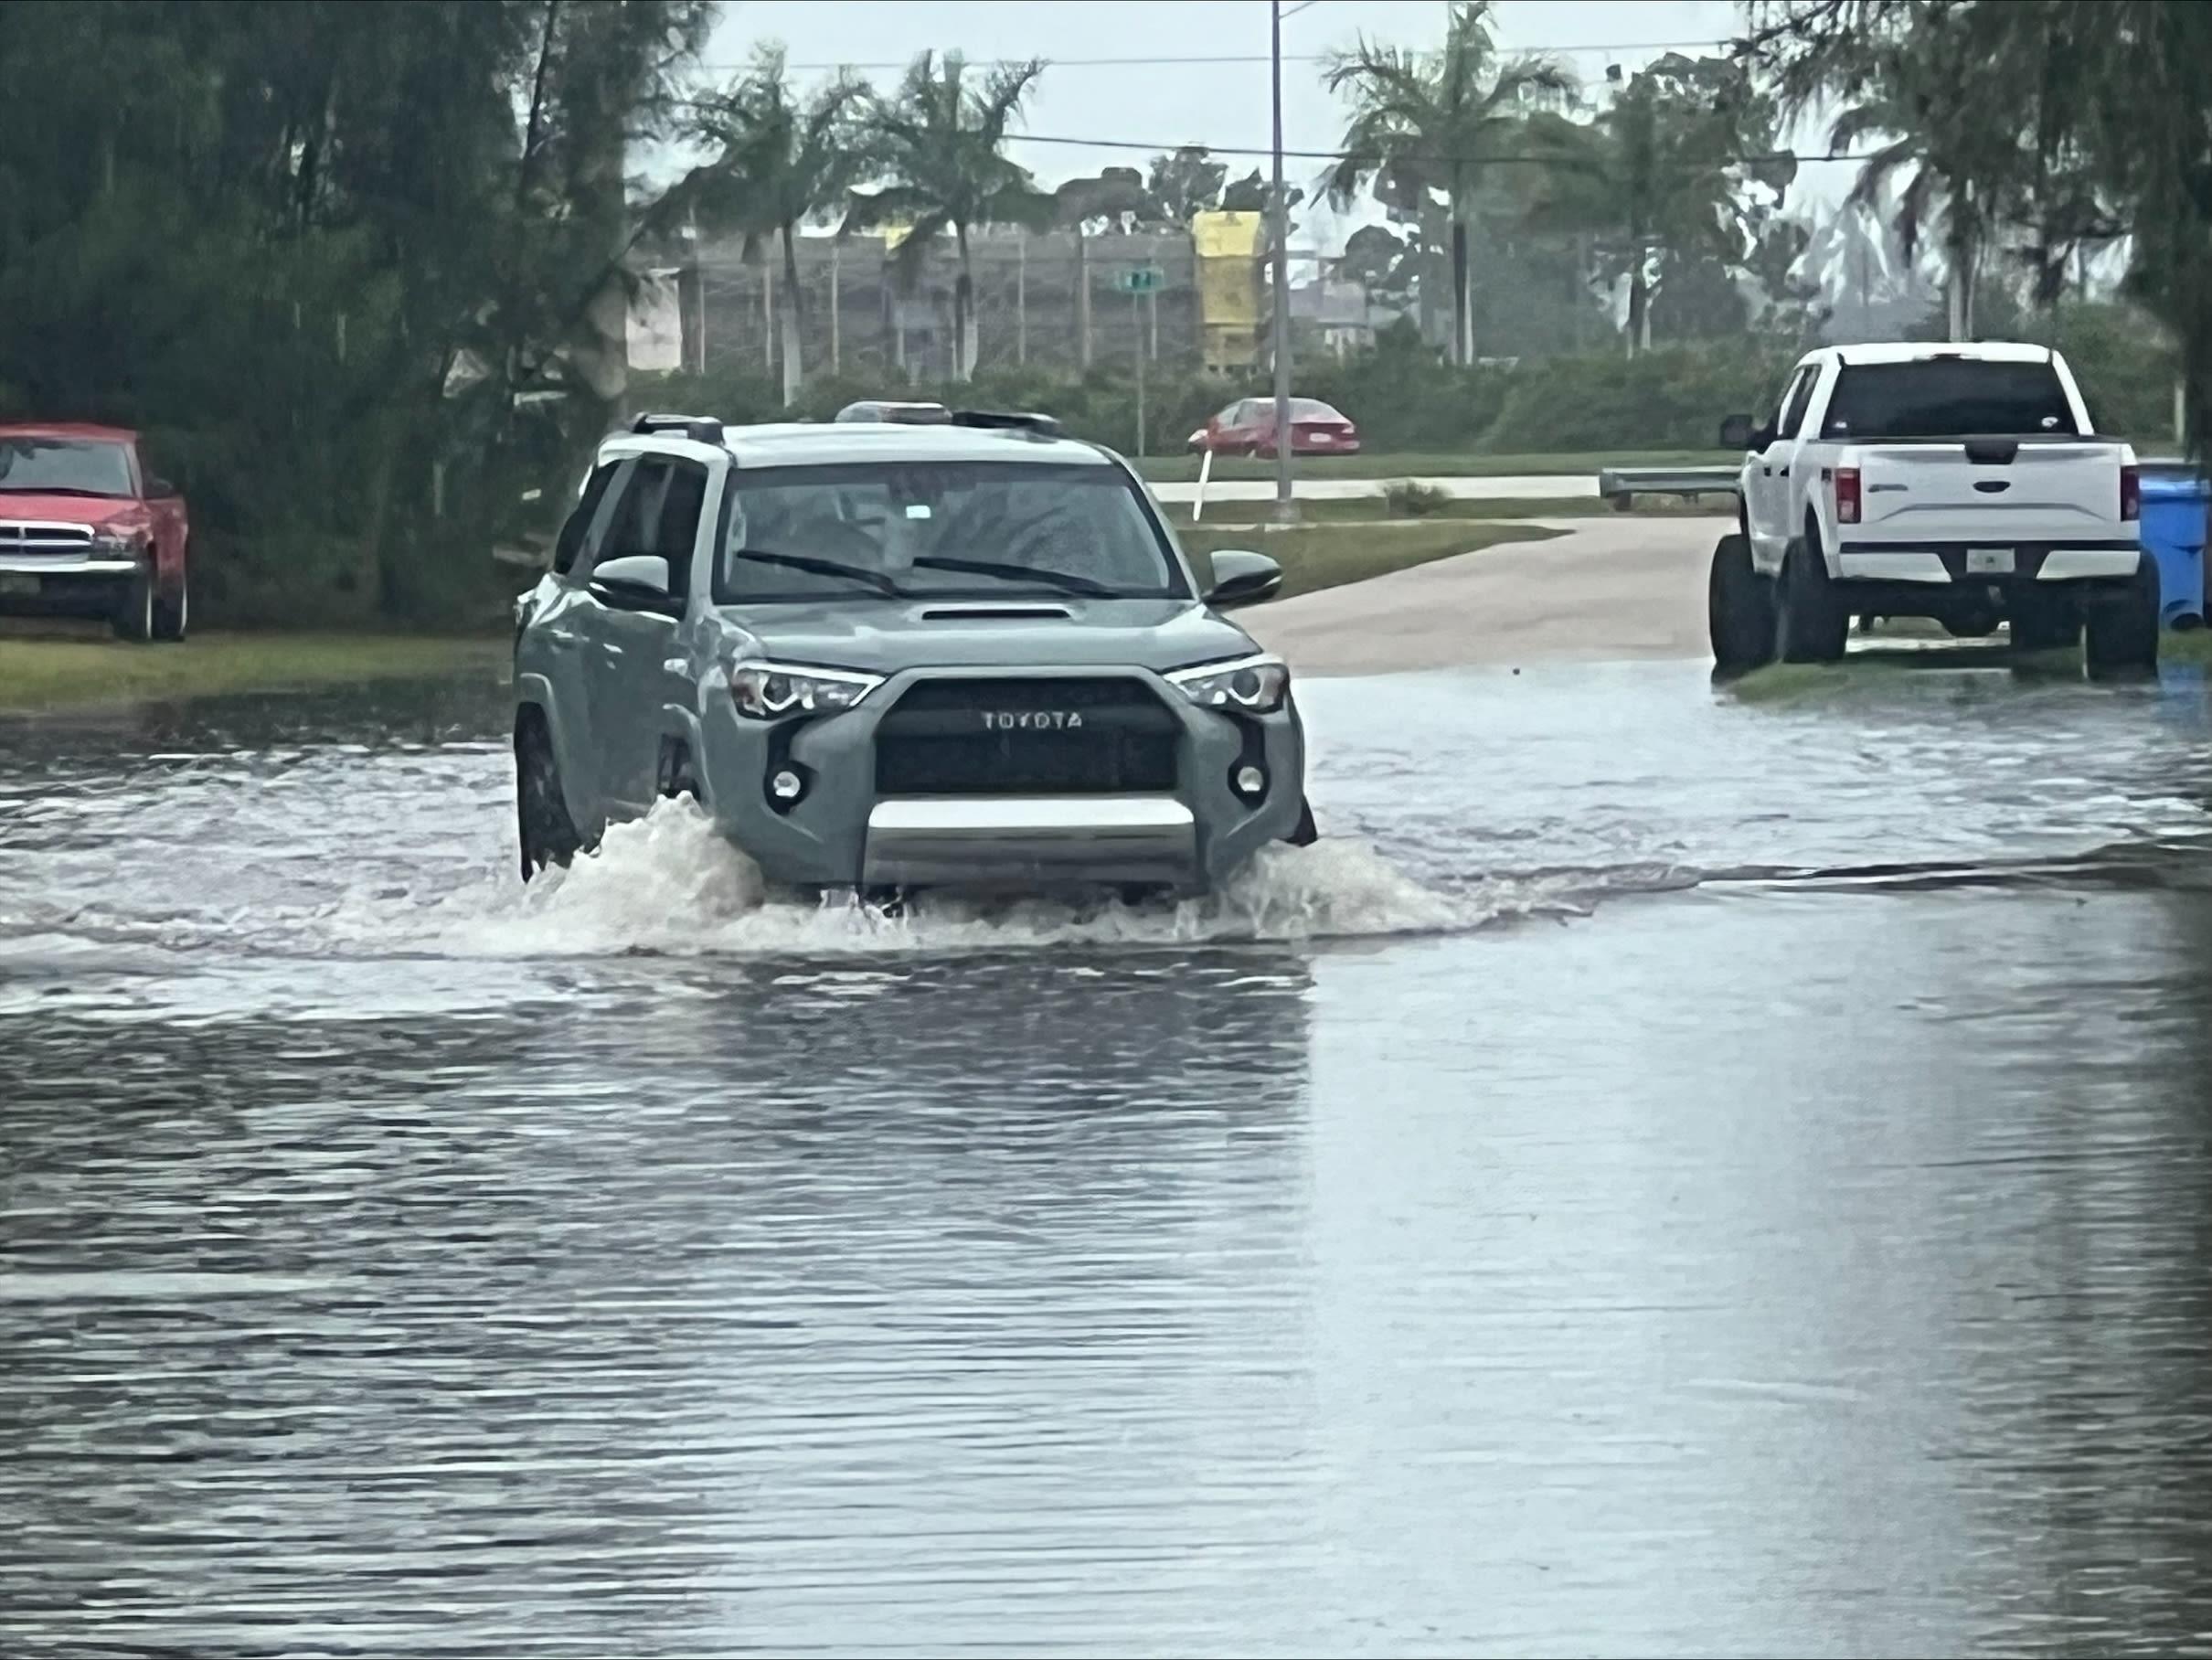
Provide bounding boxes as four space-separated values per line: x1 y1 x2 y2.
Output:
6 661 2212 1655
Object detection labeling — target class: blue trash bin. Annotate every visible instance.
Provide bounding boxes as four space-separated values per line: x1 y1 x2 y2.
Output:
2138 463 2208 631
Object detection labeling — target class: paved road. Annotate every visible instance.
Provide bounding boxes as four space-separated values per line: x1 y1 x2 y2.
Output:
1246 514 1728 676
11 666 2212 1656
1150 473 1601 504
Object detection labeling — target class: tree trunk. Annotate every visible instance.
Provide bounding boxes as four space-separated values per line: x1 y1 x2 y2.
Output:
1450 214 1474 366
779 226 803 407
1946 225 1976 342
953 221 976 381
1627 262 1650 358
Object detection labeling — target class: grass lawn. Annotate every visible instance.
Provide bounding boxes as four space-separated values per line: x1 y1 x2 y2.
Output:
1162 494 1734 527
1134 448 1732 484
0 629 508 714
1182 521 1564 601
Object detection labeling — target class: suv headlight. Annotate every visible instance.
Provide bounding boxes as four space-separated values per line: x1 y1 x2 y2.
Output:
728 661 884 720
89 530 145 557
1166 653 1290 713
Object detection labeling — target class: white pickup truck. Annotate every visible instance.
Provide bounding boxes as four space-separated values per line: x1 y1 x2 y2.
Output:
1707 341 2153 676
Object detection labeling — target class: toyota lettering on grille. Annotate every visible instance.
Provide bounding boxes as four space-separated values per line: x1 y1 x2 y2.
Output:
979 710 1085 730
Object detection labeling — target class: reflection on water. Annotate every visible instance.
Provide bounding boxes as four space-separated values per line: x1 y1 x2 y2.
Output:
4 662 2212 1655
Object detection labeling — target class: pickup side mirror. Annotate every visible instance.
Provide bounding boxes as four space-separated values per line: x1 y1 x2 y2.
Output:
590 553 677 611
1204 548 1283 610
1719 413 1777 453
145 476 179 500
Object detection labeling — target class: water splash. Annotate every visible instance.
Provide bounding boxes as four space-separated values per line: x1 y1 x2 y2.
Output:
445 798 1476 959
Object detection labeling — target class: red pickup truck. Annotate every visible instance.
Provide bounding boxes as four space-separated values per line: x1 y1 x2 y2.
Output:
0 423 189 642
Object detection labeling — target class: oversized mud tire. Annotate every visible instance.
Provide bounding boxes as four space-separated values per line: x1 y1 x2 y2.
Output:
2009 589 2079 654
1707 532 1775 676
111 566 154 644
516 711 583 880
1774 531 1850 665
2084 559 2160 680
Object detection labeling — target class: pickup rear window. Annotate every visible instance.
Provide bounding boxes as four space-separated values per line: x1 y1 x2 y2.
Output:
1820 360 2080 441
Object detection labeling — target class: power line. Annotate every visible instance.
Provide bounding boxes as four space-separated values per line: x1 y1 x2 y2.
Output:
1003 131 1875 167
698 40 1736 73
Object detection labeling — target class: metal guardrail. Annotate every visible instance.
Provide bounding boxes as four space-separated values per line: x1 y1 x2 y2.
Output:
1597 465 1742 509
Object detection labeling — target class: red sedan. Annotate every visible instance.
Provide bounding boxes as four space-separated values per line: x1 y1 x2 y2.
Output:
1188 397 1362 457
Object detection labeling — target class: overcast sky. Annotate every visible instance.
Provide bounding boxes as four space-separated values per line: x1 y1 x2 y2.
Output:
680 0 1845 250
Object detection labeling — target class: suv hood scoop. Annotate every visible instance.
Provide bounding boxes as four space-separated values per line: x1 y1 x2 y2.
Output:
713 596 1260 676
919 603 1074 622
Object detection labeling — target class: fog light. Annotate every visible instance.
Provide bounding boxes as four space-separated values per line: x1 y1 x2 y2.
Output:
771 769 803 801
1233 764 1267 797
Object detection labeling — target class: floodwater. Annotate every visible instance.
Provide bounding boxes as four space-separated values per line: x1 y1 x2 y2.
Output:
5 659 2212 1656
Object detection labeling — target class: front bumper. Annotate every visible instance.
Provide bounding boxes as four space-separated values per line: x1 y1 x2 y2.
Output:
863 795 1197 887
694 664 1305 892
0 559 138 617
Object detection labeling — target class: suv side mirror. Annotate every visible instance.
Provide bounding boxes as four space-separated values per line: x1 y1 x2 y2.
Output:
1718 414 1753 451
145 476 179 500
1204 548 1283 610
590 554 676 611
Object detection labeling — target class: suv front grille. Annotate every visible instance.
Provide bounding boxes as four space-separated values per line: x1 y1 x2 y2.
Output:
874 677 1180 795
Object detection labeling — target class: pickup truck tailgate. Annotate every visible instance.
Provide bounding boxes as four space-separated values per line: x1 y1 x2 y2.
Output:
1844 442 2124 543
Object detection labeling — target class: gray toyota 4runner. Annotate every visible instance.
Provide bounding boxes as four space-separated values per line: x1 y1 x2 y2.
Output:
512 410 1314 898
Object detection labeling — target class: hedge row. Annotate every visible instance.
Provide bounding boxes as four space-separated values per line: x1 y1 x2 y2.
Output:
648 304 2177 461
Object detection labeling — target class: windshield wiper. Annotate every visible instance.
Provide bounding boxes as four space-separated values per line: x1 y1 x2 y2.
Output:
0 484 123 496
908 554 1122 598
725 548 903 598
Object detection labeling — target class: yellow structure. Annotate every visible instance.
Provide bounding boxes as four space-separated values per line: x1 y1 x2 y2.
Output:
1192 210 1264 372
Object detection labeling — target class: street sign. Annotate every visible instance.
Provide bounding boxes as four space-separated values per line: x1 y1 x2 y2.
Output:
1113 266 1166 295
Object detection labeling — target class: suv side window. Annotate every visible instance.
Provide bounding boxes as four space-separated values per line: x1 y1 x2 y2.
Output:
653 461 708 594
552 462 622 575
1778 365 1820 441
590 456 709 593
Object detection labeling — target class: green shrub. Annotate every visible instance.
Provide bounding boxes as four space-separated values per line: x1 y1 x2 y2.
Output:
1483 344 1798 452
1377 479 1452 516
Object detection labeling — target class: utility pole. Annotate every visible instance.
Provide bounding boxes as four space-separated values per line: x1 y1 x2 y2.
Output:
1270 0 1297 524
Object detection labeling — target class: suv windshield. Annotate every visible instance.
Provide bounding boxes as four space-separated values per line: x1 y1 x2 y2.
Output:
1820 359 2080 440
713 461 1185 603
0 437 133 495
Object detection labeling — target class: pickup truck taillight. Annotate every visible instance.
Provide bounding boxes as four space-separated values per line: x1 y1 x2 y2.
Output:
2121 463 2141 522
1834 466 1862 525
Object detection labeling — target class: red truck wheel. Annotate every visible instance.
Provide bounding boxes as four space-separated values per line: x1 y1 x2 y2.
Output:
154 578 187 643
112 568 154 644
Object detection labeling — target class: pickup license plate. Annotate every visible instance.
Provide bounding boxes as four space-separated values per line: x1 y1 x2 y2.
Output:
1965 548 2015 574
0 575 38 597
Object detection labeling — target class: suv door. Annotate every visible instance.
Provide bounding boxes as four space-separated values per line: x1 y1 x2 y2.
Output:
1748 362 1819 564
574 455 708 817
524 458 630 830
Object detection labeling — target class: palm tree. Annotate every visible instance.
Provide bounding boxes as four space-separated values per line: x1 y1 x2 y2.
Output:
1324 1 1571 366
674 44 869 405
1526 55 1792 356
847 50 1049 382
1763 2 2018 342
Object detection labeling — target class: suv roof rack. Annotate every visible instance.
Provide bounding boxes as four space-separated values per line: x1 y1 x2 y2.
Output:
949 408 1062 439
631 411 726 445
835 399 952 424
